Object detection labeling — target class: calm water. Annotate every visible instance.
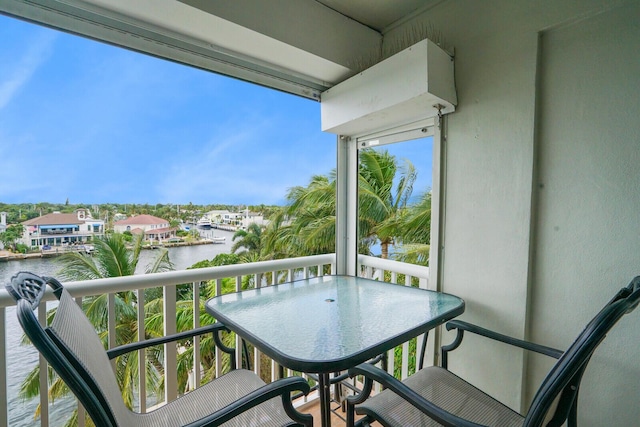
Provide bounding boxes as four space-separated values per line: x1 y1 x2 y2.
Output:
1 229 235 426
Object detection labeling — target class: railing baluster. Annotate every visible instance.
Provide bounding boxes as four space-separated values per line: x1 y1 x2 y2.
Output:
387 348 395 375
400 274 412 379
253 274 261 379
234 277 243 369
0 307 7 427
192 281 201 389
301 373 310 403
215 278 223 379
75 296 86 426
163 284 178 402
108 293 116 372
270 267 278 383
136 288 146 413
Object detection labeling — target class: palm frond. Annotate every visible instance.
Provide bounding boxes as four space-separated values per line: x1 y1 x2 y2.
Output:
145 248 174 274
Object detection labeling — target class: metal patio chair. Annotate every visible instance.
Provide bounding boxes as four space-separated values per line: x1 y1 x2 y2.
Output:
6 271 313 427
346 277 640 427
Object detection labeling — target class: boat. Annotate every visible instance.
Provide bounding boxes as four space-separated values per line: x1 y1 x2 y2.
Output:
202 236 226 244
197 217 212 229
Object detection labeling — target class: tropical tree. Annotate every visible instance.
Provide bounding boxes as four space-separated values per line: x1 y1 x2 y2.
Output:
266 148 419 260
231 222 263 255
0 224 24 251
260 207 297 260
283 173 337 256
358 149 417 259
382 191 431 265
19 233 174 427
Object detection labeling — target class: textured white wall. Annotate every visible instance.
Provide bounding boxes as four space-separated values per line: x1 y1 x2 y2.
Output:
529 4 640 424
385 0 640 423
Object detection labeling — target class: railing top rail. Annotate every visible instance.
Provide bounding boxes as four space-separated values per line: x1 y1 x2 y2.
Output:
357 254 429 278
0 253 336 307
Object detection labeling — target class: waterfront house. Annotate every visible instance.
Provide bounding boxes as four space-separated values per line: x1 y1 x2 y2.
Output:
21 209 104 249
238 211 267 230
113 214 176 243
208 209 266 230
0 1 638 426
0 212 6 233
202 209 229 226
202 209 265 230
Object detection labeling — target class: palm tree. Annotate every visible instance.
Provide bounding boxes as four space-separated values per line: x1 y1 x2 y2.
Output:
260 207 295 260
19 233 174 426
267 149 418 260
358 149 417 259
381 191 431 265
231 222 263 255
284 173 338 256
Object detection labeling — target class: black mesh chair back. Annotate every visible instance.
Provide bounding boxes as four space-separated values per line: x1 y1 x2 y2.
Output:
346 276 640 427
523 277 640 426
8 271 119 425
7 271 313 427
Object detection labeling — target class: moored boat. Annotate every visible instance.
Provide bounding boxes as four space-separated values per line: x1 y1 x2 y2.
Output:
197 217 212 229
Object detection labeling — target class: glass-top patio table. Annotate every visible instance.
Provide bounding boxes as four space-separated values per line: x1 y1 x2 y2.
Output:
205 275 465 427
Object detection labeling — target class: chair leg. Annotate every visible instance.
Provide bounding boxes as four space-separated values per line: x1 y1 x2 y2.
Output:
345 377 374 427
346 400 355 427
347 404 372 427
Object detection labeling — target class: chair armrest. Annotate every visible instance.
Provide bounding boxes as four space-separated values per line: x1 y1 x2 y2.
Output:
107 323 230 359
186 376 313 427
442 320 563 368
348 363 487 427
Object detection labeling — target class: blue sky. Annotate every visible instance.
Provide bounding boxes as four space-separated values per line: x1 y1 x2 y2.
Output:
0 15 432 206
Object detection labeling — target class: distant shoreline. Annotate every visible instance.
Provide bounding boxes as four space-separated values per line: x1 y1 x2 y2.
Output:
0 239 222 262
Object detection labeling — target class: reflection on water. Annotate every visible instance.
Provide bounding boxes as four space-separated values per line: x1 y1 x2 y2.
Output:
1 229 235 426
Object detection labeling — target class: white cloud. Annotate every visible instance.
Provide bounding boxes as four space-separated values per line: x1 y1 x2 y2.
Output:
154 112 338 205
0 31 56 110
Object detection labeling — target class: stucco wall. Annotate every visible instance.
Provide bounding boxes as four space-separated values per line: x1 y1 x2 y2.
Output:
386 0 640 424
529 4 640 424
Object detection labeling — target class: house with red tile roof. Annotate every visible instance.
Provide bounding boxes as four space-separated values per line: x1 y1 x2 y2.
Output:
113 214 176 242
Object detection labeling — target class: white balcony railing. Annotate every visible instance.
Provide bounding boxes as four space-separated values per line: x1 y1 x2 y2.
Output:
0 254 429 426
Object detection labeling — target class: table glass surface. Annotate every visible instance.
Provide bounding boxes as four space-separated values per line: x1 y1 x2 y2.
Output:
205 275 464 372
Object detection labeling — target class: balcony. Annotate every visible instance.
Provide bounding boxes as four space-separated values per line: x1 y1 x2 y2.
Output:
0 254 429 426
0 1 638 425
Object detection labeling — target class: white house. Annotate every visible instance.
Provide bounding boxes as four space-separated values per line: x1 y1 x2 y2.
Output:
21 209 105 248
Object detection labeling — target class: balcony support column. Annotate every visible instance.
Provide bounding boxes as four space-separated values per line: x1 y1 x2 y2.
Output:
336 134 358 276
